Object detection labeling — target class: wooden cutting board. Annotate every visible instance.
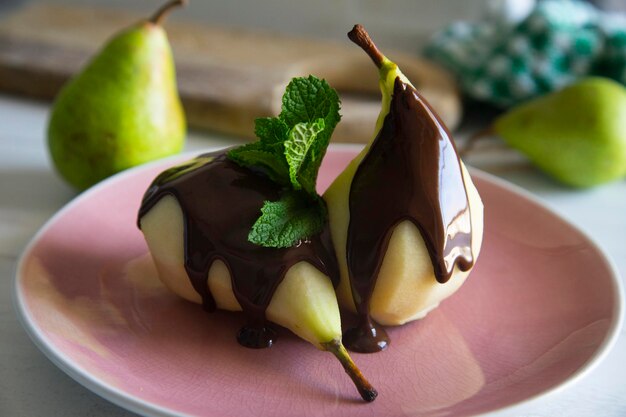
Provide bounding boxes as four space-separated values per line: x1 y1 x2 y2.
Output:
0 4 461 143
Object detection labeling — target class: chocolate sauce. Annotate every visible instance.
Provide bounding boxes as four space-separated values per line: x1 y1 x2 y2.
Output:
343 317 389 353
138 152 339 348
344 78 474 352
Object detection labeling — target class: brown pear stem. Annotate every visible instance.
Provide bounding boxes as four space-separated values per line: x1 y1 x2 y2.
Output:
149 0 187 26
348 24 385 69
322 339 378 402
459 126 495 159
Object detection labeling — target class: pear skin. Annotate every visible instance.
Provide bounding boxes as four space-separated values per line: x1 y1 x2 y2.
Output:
48 0 187 190
139 193 376 401
494 77 626 188
323 25 484 327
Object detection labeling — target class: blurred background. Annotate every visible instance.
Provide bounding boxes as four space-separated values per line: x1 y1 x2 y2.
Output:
0 0 626 172
0 0 500 51
1 0 626 174
1 0 624 49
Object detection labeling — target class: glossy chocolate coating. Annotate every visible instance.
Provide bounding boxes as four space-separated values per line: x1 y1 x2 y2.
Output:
138 152 339 348
344 78 474 352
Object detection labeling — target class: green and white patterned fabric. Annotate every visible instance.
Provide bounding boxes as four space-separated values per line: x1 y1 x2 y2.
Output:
425 0 626 107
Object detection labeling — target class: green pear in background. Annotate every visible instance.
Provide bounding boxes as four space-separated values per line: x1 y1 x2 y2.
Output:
48 0 187 190
493 77 626 188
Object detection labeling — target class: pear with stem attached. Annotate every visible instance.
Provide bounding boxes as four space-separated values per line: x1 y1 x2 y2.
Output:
324 25 484 351
139 158 377 402
48 0 187 190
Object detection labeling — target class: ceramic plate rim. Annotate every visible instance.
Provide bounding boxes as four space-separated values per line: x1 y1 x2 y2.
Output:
13 143 625 417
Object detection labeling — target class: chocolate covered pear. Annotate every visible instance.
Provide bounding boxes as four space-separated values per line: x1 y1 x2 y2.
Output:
138 77 376 402
323 25 484 352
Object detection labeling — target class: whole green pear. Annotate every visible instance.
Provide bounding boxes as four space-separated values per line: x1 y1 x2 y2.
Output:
494 77 626 188
48 0 187 190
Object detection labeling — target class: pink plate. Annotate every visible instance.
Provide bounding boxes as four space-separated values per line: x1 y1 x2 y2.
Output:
15 146 623 417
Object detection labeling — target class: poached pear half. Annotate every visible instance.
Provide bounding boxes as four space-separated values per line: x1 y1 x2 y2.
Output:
138 152 376 402
324 25 484 352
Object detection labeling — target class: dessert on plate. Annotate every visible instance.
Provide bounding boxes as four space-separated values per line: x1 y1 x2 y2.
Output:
136 24 484 402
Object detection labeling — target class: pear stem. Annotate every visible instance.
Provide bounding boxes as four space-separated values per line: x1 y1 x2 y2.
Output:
149 0 188 26
459 126 495 159
348 24 385 69
321 339 378 402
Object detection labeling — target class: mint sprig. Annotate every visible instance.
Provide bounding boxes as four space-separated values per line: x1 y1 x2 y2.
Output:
227 76 340 248
285 119 325 191
247 191 326 248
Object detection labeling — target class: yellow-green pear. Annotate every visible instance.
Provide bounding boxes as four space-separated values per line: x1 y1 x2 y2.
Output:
494 77 626 187
323 25 484 346
48 0 187 190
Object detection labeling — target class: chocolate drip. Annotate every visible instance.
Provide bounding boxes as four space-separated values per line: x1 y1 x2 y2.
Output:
138 152 339 348
344 78 474 352
343 317 388 353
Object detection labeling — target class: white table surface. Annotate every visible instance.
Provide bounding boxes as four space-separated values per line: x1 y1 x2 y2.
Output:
1 93 625 417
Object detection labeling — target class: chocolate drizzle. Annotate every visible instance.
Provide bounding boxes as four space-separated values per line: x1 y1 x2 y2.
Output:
138 151 339 348
344 78 474 352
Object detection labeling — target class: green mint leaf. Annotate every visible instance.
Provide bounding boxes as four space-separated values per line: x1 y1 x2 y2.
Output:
280 76 340 194
229 119 289 181
248 192 326 248
226 75 341 248
284 119 325 191
227 143 288 185
255 117 289 147
280 75 341 130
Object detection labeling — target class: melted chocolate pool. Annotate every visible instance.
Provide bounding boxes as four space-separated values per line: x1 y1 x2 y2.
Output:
138 152 339 348
344 78 474 352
